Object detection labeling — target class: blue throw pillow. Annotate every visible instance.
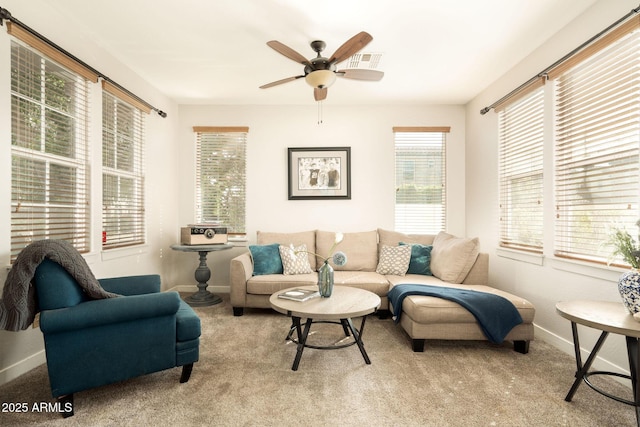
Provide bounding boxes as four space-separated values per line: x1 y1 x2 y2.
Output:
400 242 433 276
249 243 283 275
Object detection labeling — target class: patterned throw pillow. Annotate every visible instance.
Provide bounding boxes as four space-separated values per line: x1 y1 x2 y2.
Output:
279 244 314 275
376 244 412 276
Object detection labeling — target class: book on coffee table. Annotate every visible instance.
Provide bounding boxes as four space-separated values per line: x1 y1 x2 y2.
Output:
278 288 320 302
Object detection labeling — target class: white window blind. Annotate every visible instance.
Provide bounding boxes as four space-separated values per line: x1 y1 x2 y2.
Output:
194 127 247 235
102 88 146 249
10 40 90 260
499 87 544 253
393 127 448 234
554 30 640 264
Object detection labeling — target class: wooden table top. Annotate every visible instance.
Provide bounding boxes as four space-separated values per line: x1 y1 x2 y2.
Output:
556 300 640 338
270 285 381 320
170 243 234 252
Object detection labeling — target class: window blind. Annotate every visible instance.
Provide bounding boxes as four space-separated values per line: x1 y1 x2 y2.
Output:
10 40 90 259
194 127 248 235
554 30 640 264
393 127 448 234
499 87 544 253
102 89 146 249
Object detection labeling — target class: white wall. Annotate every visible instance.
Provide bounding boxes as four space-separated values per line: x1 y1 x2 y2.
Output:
466 0 639 374
172 104 467 289
0 0 181 384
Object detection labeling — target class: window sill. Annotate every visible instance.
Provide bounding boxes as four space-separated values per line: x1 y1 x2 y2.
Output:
497 247 625 282
496 248 544 266
550 257 623 282
101 244 148 261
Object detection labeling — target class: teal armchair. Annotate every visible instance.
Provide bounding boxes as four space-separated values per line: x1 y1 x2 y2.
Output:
33 259 201 417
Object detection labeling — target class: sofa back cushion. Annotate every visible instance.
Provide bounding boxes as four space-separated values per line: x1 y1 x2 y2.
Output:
430 231 479 283
257 230 317 270
317 230 378 271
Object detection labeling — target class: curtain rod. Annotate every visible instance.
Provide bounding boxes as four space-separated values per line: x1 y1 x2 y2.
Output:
480 4 640 115
0 6 167 118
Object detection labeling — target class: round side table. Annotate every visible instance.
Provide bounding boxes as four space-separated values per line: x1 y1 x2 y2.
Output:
171 243 233 307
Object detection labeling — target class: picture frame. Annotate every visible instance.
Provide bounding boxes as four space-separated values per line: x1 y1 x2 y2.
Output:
288 147 351 200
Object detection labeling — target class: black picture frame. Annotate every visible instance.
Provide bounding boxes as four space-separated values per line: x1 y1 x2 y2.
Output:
288 147 351 200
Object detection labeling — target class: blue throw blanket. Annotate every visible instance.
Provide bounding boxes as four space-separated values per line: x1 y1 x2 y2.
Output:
387 284 523 344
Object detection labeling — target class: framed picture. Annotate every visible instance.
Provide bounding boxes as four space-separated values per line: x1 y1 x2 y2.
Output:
288 147 351 200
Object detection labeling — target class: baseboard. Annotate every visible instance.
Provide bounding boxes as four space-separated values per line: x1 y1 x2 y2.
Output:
0 350 46 387
533 323 631 388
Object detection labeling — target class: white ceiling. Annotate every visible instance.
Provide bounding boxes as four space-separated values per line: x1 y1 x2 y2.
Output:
44 0 599 105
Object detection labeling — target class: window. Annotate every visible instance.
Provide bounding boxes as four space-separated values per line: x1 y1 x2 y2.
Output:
194 127 247 235
102 87 146 249
499 87 544 253
554 29 640 264
10 40 90 259
393 127 448 234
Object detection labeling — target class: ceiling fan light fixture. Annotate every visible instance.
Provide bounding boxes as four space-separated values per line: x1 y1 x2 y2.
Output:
305 70 336 89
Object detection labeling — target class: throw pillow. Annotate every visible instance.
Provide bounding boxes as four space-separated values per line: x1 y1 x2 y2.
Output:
279 244 314 275
249 243 283 276
376 244 412 276
400 242 433 276
430 232 479 283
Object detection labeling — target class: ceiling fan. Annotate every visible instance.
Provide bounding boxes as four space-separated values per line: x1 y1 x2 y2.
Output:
259 31 384 101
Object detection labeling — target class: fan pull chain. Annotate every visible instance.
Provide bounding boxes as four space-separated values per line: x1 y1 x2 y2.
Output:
317 101 323 124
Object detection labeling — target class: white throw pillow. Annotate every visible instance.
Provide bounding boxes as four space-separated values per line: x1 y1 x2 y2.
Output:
279 244 314 275
375 244 411 276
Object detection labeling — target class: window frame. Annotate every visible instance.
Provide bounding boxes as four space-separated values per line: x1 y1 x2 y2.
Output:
393 127 449 234
101 89 146 250
193 127 248 236
10 39 91 260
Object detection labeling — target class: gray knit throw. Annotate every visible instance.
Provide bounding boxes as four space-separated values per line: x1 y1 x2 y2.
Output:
0 240 119 331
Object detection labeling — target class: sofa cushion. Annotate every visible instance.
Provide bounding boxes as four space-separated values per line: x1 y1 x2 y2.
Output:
317 230 378 271
247 273 318 295
279 244 314 275
378 228 435 249
376 244 411 275
430 232 479 283
257 230 317 270
333 271 391 297
249 243 283 276
400 242 433 276
391 282 536 324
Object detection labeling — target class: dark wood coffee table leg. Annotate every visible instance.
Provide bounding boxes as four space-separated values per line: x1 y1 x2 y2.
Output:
345 316 371 364
292 317 312 371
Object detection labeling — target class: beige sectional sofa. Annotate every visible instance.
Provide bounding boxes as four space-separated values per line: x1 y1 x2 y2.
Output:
229 229 535 353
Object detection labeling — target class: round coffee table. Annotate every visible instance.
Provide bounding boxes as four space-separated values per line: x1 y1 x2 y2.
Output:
270 285 381 371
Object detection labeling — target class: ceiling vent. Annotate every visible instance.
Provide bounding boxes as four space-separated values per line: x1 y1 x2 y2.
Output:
345 52 383 70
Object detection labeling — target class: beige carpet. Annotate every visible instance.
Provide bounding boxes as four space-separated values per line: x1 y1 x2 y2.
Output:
0 294 637 427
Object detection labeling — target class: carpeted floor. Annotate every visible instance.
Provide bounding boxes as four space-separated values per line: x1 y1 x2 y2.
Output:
0 294 637 426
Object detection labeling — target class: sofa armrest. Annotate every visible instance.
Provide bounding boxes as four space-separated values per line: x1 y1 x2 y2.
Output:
99 274 161 295
40 291 181 334
462 252 489 286
230 251 253 306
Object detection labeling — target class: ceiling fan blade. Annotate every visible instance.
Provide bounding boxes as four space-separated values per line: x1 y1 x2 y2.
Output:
314 87 328 101
336 69 384 81
259 75 305 89
266 41 312 67
328 31 373 64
